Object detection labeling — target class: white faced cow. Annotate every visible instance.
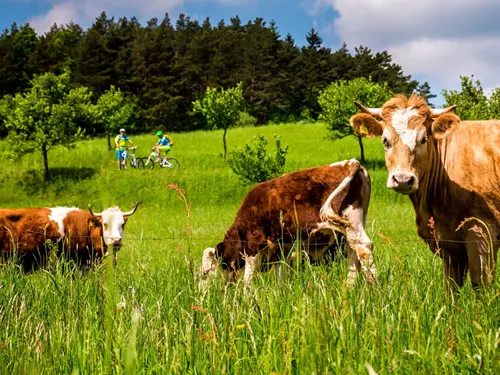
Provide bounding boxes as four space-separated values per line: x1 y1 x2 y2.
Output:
350 94 500 292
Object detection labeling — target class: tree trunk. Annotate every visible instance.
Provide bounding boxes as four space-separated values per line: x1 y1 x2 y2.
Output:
107 131 112 151
42 145 49 183
222 128 228 159
357 136 365 164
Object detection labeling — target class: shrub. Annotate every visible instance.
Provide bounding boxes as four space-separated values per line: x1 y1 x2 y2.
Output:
228 135 289 184
236 111 257 127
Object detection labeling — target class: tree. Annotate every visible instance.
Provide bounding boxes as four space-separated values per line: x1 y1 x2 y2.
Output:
488 87 500 119
94 86 137 150
318 77 393 163
228 134 288 184
3 71 92 181
442 75 489 120
415 82 436 108
192 82 245 158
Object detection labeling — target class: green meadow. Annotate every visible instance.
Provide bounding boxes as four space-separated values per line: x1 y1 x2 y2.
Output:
0 122 499 374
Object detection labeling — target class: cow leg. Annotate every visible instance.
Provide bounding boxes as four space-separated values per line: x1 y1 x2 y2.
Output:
244 252 262 284
343 205 377 285
465 229 498 289
441 251 468 294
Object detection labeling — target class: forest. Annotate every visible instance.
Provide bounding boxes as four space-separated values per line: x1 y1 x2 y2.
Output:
0 12 432 135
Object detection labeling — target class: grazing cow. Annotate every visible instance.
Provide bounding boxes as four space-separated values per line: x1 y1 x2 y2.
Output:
350 94 500 291
0 202 140 270
201 159 376 286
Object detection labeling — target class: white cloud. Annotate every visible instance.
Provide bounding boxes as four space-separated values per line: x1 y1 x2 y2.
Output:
30 0 246 34
315 0 500 100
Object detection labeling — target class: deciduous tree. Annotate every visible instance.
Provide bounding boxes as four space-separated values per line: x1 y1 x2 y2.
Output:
3 71 92 181
192 82 245 159
319 77 392 163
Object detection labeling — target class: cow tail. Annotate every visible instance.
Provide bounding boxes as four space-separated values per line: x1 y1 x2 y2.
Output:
319 159 361 224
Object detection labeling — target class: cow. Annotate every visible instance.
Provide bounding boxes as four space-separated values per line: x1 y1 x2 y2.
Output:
0 202 140 270
350 94 500 292
201 159 376 286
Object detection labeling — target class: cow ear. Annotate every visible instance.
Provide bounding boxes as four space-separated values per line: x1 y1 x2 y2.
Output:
350 113 384 138
431 113 460 139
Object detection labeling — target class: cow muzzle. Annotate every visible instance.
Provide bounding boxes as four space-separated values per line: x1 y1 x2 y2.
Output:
112 238 122 248
387 171 417 194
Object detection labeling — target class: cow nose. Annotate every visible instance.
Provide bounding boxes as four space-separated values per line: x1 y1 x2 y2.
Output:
391 172 416 191
112 238 122 246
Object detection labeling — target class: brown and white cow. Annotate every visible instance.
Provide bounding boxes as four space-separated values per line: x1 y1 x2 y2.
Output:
201 159 376 286
0 202 140 270
350 94 500 291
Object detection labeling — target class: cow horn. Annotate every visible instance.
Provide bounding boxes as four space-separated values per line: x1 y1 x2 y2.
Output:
123 201 141 217
430 105 457 117
88 204 102 218
354 101 382 117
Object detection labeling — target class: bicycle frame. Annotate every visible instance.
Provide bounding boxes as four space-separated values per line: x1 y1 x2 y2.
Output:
144 151 173 168
120 147 139 168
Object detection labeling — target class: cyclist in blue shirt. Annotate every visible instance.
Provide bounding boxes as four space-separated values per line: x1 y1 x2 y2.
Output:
115 128 135 169
154 130 172 162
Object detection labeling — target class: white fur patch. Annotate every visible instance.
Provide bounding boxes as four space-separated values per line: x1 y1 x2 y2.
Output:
48 207 80 237
391 107 419 151
319 167 357 222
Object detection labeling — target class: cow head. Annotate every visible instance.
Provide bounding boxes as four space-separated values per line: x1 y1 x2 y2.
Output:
88 201 141 249
350 94 458 194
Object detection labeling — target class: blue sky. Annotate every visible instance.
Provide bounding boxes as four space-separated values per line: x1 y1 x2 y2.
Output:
2 0 500 105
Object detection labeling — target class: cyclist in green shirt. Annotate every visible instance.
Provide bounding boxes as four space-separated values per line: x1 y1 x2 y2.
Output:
115 128 135 169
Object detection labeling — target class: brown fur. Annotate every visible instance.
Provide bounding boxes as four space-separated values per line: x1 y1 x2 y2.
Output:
0 208 107 270
214 161 371 278
351 94 500 290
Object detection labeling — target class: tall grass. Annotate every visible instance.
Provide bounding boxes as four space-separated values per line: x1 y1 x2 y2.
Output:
0 123 499 373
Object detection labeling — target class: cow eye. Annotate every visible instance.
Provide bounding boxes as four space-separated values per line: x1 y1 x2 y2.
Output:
421 136 427 145
103 223 108 229
382 136 391 149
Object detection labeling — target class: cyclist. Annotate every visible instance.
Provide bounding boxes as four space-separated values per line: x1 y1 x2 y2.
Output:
115 128 135 169
154 130 172 163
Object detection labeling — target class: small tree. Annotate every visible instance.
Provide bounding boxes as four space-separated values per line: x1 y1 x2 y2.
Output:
94 86 137 150
442 76 490 120
319 77 392 164
193 83 245 159
228 135 288 184
488 87 500 119
3 71 93 182
415 82 436 108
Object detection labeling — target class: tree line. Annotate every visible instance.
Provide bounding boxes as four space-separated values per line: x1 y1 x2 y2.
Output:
0 12 428 135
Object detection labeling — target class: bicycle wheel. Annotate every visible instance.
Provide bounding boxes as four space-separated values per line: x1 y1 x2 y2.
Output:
164 158 180 169
136 158 145 169
143 157 154 170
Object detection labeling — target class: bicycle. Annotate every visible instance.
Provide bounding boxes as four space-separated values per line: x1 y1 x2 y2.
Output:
142 149 180 170
120 147 144 169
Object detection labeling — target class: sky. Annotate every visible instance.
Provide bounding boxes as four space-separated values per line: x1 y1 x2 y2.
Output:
1 0 500 106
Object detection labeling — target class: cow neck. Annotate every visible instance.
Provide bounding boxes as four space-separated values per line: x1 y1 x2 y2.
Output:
409 136 447 223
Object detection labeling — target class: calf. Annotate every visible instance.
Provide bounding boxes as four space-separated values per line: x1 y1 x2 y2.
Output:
0 202 140 270
202 159 375 286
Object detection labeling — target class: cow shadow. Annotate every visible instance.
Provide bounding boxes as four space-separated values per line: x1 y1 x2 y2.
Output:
17 167 97 195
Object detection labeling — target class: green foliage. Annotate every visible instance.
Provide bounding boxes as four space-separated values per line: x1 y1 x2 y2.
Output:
3 71 92 180
488 87 500 119
236 111 257 127
319 77 392 140
228 134 288 184
442 75 490 120
192 82 245 158
415 81 436 108
94 85 137 149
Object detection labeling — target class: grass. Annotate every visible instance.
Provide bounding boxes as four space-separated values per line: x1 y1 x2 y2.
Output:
0 122 499 374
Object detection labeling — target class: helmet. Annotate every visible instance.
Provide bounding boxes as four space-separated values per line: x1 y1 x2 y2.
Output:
156 130 163 136
119 128 126 132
